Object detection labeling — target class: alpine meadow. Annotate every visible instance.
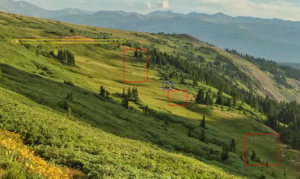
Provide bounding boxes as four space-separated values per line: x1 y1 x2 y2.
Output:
0 10 300 179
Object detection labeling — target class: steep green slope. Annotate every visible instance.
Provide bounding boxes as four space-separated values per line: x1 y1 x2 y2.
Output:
0 11 299 179
0 85 243 179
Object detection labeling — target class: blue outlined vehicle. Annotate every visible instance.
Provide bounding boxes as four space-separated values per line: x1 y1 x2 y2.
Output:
162 82 173 90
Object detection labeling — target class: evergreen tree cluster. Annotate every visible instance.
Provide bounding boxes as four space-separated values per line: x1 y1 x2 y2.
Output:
50 49 76 66
133 50 145 58
196 88 214 106
99 86 111 100
148 48 247 104
220 138 236 162
121 86 141 109
123 87 140 103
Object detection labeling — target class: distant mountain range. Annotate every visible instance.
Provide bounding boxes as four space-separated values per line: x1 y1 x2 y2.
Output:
1 0 300 62
278 62 300 69
0 0 94 18
50 11 300 62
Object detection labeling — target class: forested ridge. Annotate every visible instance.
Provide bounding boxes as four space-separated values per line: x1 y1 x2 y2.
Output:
144 47 300 150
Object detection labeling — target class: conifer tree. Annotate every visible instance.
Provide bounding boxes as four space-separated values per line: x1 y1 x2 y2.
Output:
122 96 129 109
139 52 144 58
132 87 136 98
216 90 223 105
200 130 206 142
196 88 204 104
127 87 131 97
205 91 211 105
135 88 139 98
122 87 126 97
221 144 229 161
134 50 138 57
200 115 206 128
58 49 62 60
251 150 256 161
105 90 110 99
230 138 236 152
100 86 105 97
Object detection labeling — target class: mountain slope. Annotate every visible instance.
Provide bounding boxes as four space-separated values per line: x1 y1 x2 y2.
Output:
0 0 94 18
0 87 244 179
0 11 300 178
0 4 14 13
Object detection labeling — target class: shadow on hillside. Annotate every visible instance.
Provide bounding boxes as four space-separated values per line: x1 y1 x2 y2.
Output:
184 102 212 116
113 79 147 86
0 63 109 116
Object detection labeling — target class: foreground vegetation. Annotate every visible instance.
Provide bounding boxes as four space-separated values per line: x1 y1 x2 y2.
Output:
0 87 244 179
0 127 83 179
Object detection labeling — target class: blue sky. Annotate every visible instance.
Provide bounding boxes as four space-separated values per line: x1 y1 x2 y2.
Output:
22 0 300 21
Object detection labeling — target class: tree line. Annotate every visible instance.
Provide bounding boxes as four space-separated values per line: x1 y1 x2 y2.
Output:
148 47 300 150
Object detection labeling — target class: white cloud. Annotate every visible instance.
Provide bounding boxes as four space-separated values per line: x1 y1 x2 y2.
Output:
197 0 300 21
158 0 170 9
146 2 152 9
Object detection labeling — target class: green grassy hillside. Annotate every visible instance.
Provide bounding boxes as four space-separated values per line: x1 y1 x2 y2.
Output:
0 11 299 178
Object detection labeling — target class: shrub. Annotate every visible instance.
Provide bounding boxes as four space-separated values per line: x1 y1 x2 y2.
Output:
58 99 69 110
64 80 75 87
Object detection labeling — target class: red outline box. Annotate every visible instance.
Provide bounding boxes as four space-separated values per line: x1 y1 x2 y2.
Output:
168 90 188 106
245 133 280 166
123 49 148 83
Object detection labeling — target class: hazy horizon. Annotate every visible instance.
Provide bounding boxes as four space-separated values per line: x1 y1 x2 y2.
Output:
11 0 300 21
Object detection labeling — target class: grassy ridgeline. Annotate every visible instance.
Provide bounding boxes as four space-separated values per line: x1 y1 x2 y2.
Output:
0 87 244 179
